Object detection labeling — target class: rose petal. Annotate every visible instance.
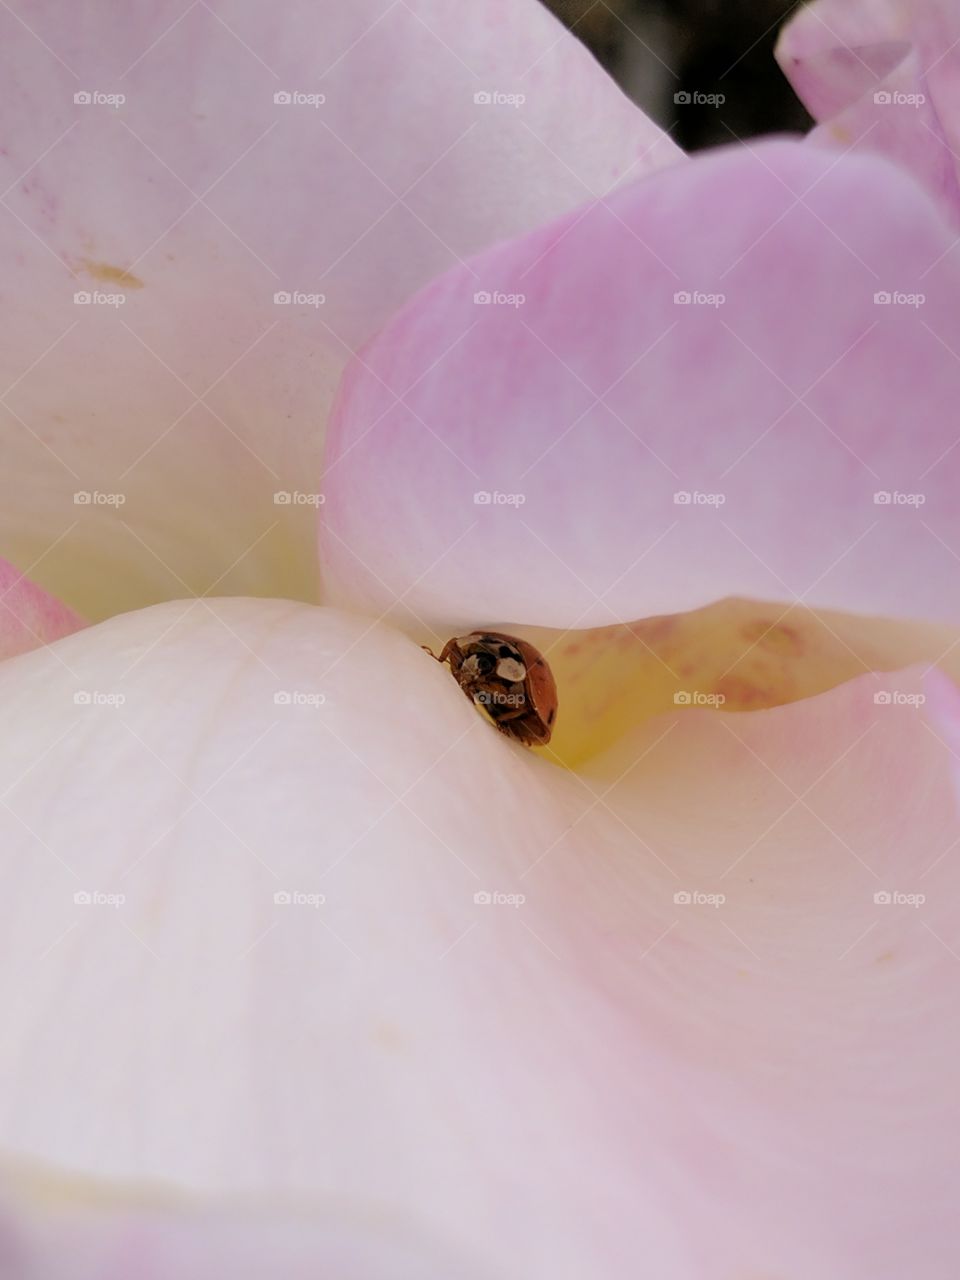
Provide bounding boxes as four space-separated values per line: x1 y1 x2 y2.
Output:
536 598 960 766
575 662 960 1277
320 139 960 630
0 1167 493 1280
777 0 960 225
924 665 960 809
0 0 677 619
0 558 83 660
1 599 958 1276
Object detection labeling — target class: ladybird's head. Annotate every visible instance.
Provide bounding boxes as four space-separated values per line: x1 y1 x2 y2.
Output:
459 634 528 684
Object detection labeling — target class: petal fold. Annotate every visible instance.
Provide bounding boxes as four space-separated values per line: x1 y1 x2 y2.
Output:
321 140 960 630
777 0 960 225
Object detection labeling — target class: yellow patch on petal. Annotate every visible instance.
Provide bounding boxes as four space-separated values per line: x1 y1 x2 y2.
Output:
445 599 960 768
3 1157 188 1212
78 259 145 289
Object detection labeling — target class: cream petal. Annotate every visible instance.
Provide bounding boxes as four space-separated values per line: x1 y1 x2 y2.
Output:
0 599 957 1276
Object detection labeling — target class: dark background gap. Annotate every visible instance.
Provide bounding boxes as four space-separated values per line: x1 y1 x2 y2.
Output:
542 0 813 150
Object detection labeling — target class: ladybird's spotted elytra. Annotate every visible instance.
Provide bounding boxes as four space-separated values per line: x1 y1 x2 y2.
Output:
423 631 558 747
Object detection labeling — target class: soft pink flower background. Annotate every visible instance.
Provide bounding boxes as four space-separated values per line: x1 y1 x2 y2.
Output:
2 0 960 1276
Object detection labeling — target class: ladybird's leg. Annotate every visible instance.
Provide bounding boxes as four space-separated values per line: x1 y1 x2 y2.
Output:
490 683 531 723
436 639 460 665
495 715 546 747
519 719 550 745
422 639 456 664
490 704 528 723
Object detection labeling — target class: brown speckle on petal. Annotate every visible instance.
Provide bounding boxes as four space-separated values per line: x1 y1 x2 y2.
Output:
79 259 145 288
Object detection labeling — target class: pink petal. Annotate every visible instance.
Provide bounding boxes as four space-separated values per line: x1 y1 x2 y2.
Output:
0 0 677 618
0 557 83 660
581 661 960 1277
1 599 958 1276
777 0 960 225
321 139 960 630
924 665 960 809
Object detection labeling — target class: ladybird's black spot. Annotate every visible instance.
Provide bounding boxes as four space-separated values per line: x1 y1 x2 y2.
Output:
475 652 496 675
498 645 515 658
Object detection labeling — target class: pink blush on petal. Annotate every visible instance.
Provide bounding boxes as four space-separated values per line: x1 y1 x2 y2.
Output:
0 559 83 660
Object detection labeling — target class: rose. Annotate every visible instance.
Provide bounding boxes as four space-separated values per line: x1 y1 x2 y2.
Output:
1 2 960 1278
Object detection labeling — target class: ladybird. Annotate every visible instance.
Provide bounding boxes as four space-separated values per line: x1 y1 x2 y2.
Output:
424 631 558 747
